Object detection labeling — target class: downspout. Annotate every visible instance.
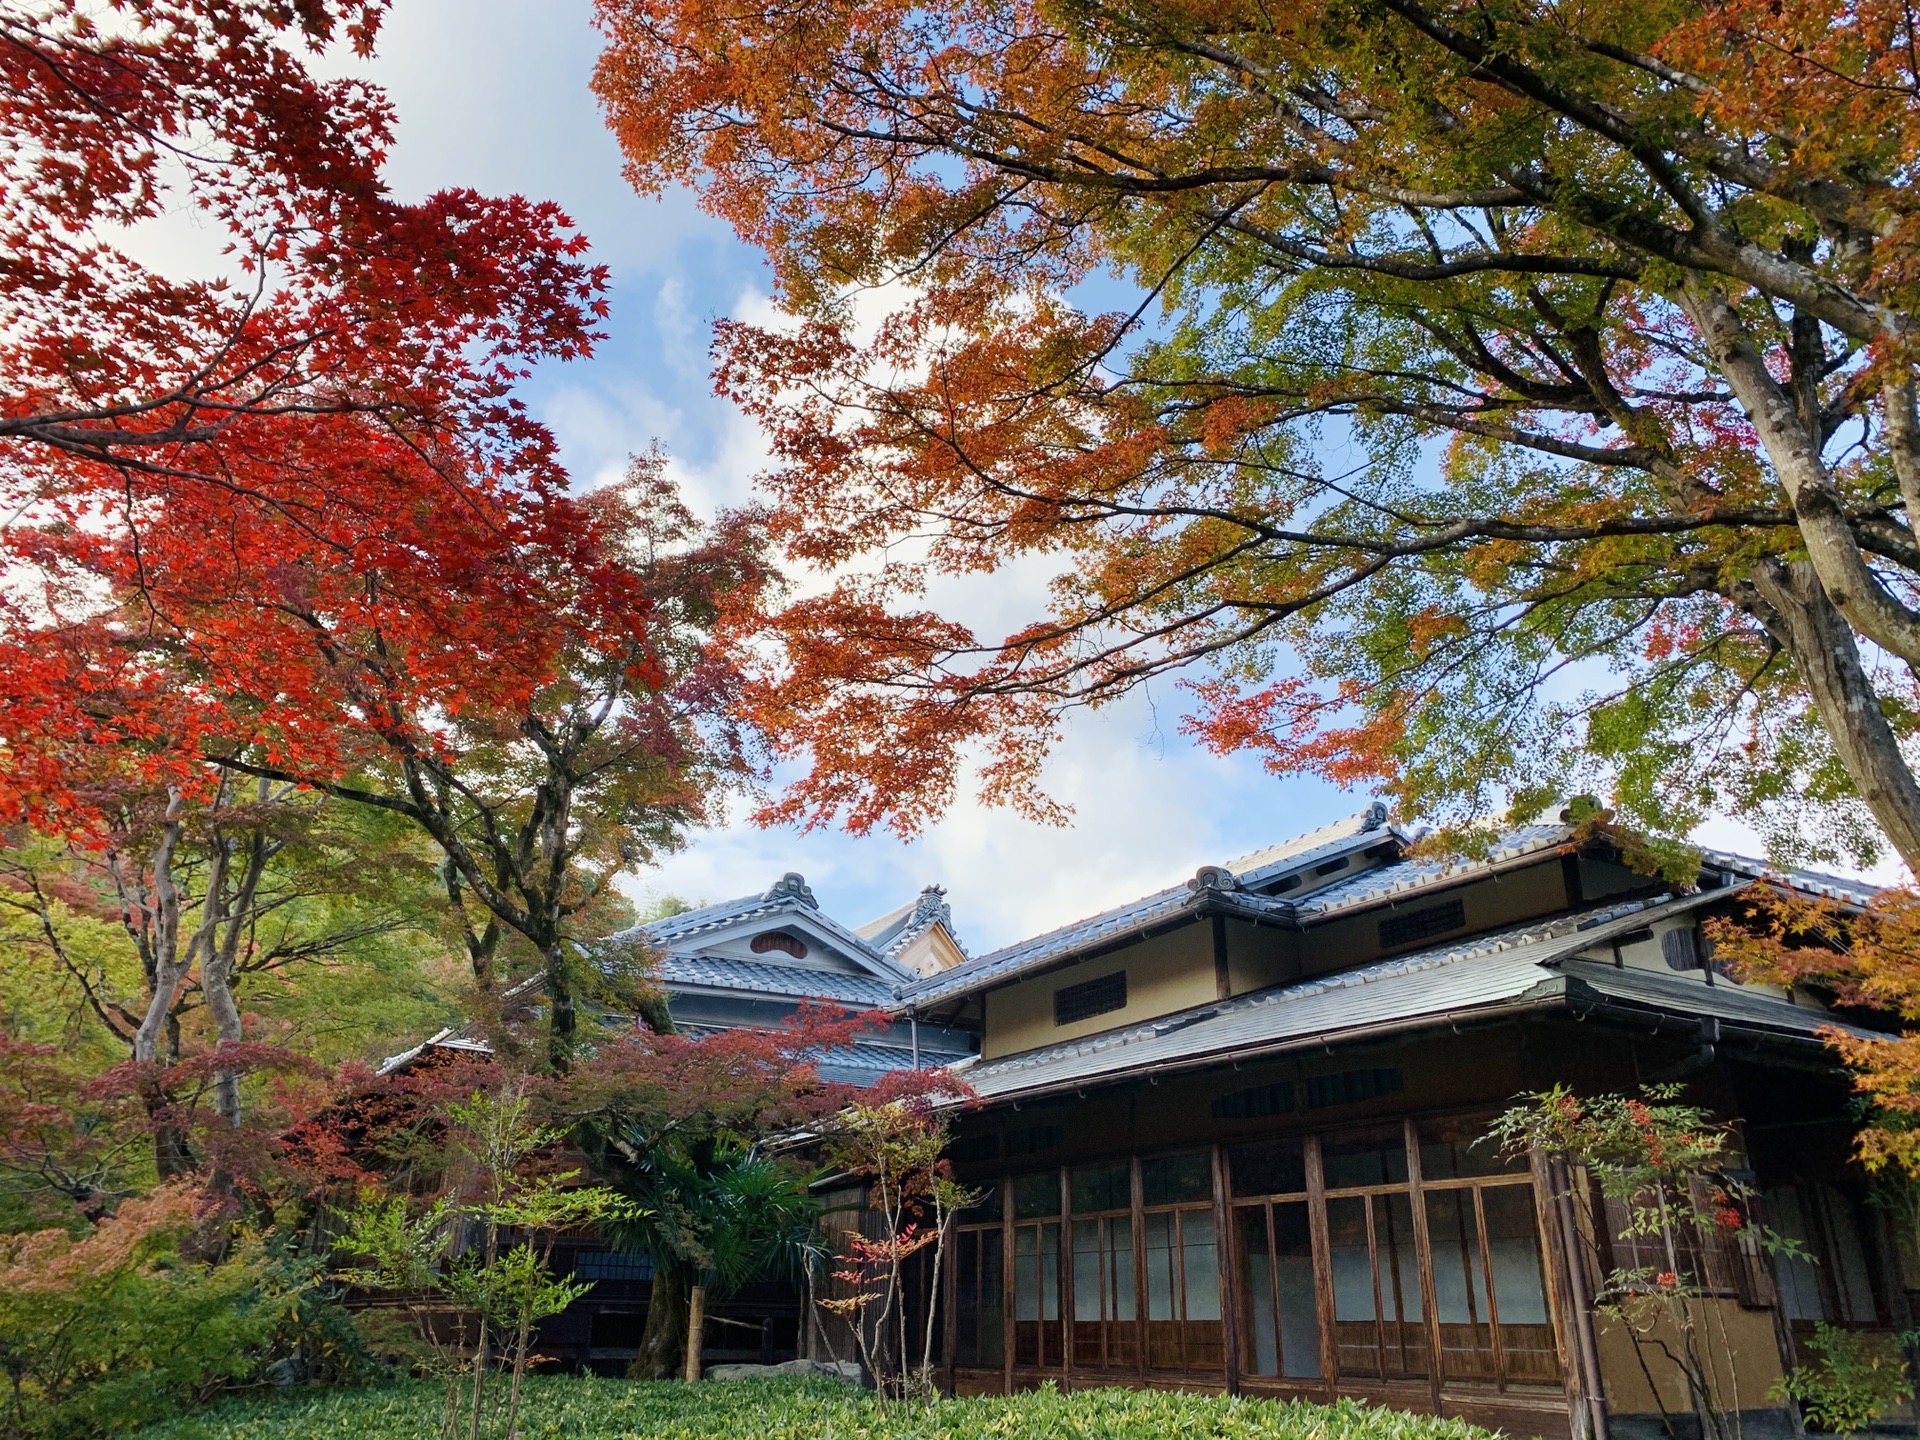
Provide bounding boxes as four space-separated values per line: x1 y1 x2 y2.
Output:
909 1008 920 1069
1552 1153 1611 1440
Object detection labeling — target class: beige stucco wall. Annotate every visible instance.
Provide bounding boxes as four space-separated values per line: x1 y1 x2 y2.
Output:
981 920 1216 1059
1594 1302 1787 1415
1299 860 1571 978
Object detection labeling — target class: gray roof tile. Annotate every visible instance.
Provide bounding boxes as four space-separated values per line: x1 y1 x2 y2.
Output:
658 953 896 1006
957 892 1876 1101
1292 823 1574 914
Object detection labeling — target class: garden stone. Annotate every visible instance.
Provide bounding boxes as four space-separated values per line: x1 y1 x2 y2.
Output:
703 1360 863 1384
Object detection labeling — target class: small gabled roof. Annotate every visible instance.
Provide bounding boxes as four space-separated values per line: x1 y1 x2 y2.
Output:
656 953 897 1007
608 872 919 988
857 885 968 961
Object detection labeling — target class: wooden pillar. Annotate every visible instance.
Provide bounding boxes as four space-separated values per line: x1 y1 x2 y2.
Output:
1213 1143 1241 1395
1060 1165 1075 1391
1305 1134 1338 1395
1212 915 1232 1001
1001 1177 1015 1396
1132 1155 1150 1386
1403 1118 1444 1414
1543 1151 1610 1440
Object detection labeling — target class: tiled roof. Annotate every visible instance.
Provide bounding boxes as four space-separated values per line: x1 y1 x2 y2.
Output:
958 891 1877 1101
657 953 897 1006
1292 823 1575 914
898 814 1556 1006
1229 803 1394 891
900 876 1198 1005
605 874 919 987
1696 850 1885 906
858 886 967 959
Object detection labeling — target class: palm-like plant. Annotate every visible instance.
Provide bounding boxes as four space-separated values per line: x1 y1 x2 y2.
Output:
603 1135 821 1380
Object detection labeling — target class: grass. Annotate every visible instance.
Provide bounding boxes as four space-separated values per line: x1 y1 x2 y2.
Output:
130 1375 1507 1440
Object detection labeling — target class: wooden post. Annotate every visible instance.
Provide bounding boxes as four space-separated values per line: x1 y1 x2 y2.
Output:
1214 1143 1241 1395
943 1210 959 1396
1002 1179 1017 1395
1133 1155 1150 1385
1305 1134 1338 1396
684 1283 707 1383
1544 1151 1610 1440
1404 1118 1444 1414
1060 1165 1076 1391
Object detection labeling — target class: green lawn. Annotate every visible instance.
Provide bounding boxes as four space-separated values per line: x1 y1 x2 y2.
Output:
131 1376 1504 1440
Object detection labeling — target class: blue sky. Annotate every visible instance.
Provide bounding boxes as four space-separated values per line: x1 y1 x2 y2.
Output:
330 0 1373 954
333 0 1847 954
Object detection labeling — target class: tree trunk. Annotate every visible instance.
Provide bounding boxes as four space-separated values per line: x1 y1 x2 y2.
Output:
683 1283 707 1383
1747 558 1920 872
629 1265 687 1379
541 939 575 1075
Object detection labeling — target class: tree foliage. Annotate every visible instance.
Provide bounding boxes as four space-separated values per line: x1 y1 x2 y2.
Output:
597 0 1920 865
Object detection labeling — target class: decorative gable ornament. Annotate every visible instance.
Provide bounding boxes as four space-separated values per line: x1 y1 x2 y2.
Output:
1189 865 1240 895
763 872 819 907
911 884 952 929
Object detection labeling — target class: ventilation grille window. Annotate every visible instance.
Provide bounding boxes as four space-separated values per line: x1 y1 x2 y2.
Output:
1212 1081 1297 1120
1053 970 1127 1026
1377 898 1466 948
1305 1067 1405 1109
750 931 809 959
1315 857 1349 876
1662 927 1702 971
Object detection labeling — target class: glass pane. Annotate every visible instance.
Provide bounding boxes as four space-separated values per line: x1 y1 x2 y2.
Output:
1419 1116 1519 1179
1483 1184 1557 1385
1327 1195 1379 1378
1182 1209 1221 1322
1073 1220 1105 1322
1145 1210 1176 1321
1014 1226 1041 1321
956 1227 1004 1368
1013 1171 1060 1219
1323 1131 1409 1190
1230 1139 1308 1198
981 1236 1004 1366
1143 1152 1214 1206
1238 1208 1279 1376
957 1229 983 1366
1380 1191 1428 1379
1274 1202 1322 1378
965 1183 1003 1222
1071 1163 1130 1214
1109 1216 1136 1323
1042 1222 1060 1321
1427 1189 1493 1382
1072 1215 1138 1369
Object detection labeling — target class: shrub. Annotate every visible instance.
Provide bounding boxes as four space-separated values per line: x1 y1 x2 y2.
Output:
1770 1324 1914 1437
0 1188 340 1438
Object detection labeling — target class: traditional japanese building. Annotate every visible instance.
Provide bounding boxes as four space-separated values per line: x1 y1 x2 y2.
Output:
903 806 1904 1440
378 871 974 1371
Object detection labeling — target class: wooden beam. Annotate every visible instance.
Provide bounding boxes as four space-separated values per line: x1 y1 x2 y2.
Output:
1213 1143 1241 1394
1212 914 1232 1001
1403 1117 1445 1413
1060 1165 1075 1390
1305 1135 1338 1395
